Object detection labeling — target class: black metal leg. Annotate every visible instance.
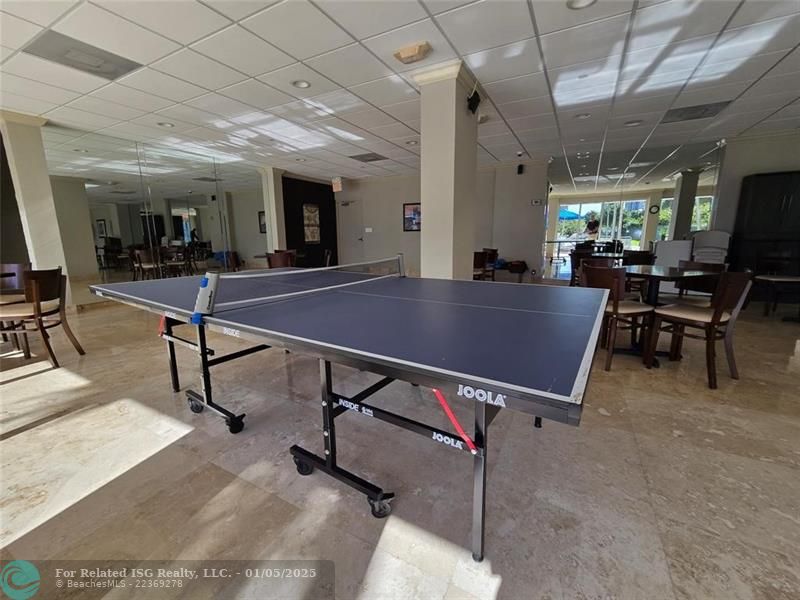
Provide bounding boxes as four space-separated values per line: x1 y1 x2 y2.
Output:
472 401 488 562
645 279 661 306
321 360 337 469
164 318 180 393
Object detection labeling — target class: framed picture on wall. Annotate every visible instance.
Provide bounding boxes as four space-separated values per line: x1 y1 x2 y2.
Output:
258 211 266 234
96 219 107 238
303 203 321 244
403 203 421 232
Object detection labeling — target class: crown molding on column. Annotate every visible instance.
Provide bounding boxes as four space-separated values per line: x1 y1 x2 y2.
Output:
411 59 476 92
0 110 48 127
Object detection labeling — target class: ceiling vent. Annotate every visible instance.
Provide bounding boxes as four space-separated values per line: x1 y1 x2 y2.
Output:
22 31 141 80
192 176 223 182
661 101 731 124
110 190 137 195
349 153 387 163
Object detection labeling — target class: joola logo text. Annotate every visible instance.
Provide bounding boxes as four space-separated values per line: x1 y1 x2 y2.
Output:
432 432 464 449
457 384 507 407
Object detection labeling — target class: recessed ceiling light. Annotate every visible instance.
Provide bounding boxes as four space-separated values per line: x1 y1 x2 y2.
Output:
575 113 591 120
566 0 598 9
291 80 311 89
73 148 89 153
579 138 586 142
406 140 419 146
157 122 175 128
608 167 619 171
624 119 643 127
295 158 306 162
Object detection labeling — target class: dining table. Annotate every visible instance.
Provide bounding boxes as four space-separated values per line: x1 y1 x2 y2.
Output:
624 265 721 306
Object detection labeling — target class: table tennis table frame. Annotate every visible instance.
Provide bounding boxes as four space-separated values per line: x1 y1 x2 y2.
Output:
92 266 597 562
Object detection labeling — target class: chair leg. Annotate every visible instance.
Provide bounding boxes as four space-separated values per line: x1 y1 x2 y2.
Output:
600 316 609 348
669 325 682 361
705 326 717 389
723 327 739 379
38 323 59 368
605 316 618 371
61 316 85 355
630 316 638 347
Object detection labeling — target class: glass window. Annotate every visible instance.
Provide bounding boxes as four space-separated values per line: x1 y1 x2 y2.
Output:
692 196 713 231
620 200 646 248
657 198 673 241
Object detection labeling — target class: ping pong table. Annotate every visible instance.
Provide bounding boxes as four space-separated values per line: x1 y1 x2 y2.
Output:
90 256 607 561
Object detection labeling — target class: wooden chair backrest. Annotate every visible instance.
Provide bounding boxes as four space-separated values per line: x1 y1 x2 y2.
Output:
23 267 63 304
711 272 752 323
678 260 726 294
582 265 626 309
473 251 488 269
482 248 498 264
267 252 295 268
0 262 30 290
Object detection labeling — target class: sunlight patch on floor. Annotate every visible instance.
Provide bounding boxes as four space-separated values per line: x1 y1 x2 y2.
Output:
0 399 192 546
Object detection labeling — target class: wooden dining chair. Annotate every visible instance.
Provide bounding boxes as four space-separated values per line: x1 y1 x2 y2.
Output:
323 249 333 267
582 265 654 371
623 251 656 300
134 249 160 280
267 251 296 268
647 271 752 389
1 263 30 346
569 249 594 286
473 251 488 280
0 267 85 367
574 256 616 288
673 260 726 306
482 248 498 281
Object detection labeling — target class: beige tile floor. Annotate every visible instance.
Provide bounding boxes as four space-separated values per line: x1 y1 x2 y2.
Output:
1 300 799 599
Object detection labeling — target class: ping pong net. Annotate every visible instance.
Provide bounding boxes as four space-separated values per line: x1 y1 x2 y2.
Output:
190 256 403 323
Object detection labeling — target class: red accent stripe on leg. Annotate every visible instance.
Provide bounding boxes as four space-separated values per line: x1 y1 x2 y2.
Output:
432 388 478 454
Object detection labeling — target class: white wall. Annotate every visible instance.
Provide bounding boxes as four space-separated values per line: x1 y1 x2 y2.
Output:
227 186 268 268
334 161 548 277
714 131 800 233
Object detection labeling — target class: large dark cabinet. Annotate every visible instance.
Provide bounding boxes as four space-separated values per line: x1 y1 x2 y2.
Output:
730 171 800 278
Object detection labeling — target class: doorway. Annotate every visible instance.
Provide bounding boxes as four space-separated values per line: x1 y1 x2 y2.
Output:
282 177 338 267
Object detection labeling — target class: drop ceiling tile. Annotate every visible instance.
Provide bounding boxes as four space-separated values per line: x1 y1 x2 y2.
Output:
740 71 800 99
217 79 293 109
1 0 79 26
622 35 714 82
66 95 146 120
675 80 752 108
314 0 426 39
0 45 15 61
708 16 800 64
379 98 419 122
186 92 263 120
100 121 164 141
692 52 787 87
191 24 293 77
497 95 552 120
53 3 179 64
258 63 340 98
118 67 207 102
616 68 692 100
478 120 511 137
45 106 120 129
2 53 108 93
305 44 393 88
728 0 800 29
507 112 556 132
515 127 560 145
362 19 456 73
629 0 739 53
484 73 548 105
270 99 335 122
541 13 629 70
771 98 800 118
307 89 368 115
242 0 352 60
350 75 417 106
613 93 674 116
343 107 397 129
0 12 43 49
156 103 236 129
0 90 59 114
129 113 198 133
435 0 533 55
0 72 80 104
200 0 278 20
91 82 175 112
370 122 416 140
533 0 633 35
151 49 247 91
463 37 542 84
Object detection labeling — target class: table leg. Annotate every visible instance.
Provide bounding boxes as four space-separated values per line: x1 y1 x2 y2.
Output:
645 279 661 307
471 402 488 562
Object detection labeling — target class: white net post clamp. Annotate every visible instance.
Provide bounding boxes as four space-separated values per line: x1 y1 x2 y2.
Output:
191 272 220 324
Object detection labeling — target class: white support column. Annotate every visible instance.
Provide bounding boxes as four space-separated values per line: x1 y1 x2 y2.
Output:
0 111 67 271
259 167 285 252
414 61 478 280
670 169 701 240
642 189 664 247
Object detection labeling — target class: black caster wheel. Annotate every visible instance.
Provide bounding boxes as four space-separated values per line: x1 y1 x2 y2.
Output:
293 457 314 476
226 418 244 434
188 398 204 413
368 498 392 519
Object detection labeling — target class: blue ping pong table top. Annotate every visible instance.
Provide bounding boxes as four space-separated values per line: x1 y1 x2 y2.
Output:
91 272 607 406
